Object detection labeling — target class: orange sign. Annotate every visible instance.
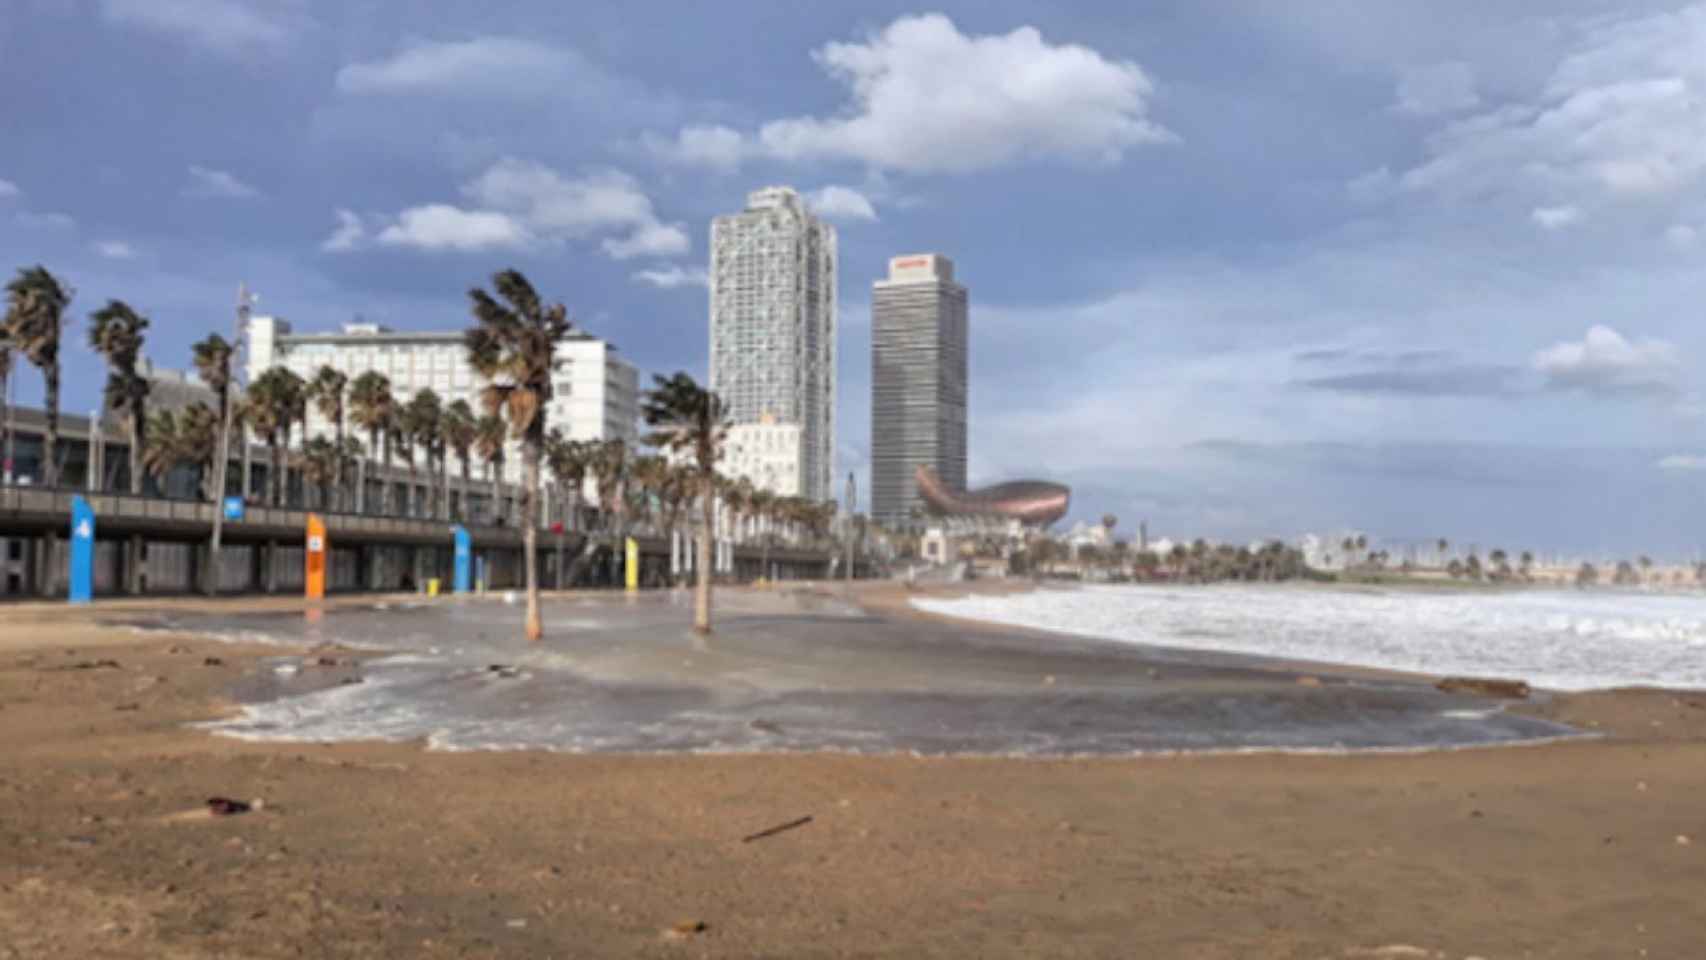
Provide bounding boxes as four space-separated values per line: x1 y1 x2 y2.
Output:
305 514 327 600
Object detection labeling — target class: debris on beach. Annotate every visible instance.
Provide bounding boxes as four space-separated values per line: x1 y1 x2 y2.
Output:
487 664 522 679
202 657 224 667
1435 676 1530 699
742 816 813 843
206 797 251 817
663 920 708 941
749 719 784 735
50 658 121 671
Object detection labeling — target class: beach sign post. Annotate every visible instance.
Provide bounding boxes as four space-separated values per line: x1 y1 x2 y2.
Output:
624 536 639 592
452 525 471 594
69 494 95 604
305 514 327 600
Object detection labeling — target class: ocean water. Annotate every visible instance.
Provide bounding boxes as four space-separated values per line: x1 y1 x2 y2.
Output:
914 584 1706 692
117 589 1583 756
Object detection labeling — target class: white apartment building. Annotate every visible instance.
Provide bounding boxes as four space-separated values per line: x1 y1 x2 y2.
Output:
709 186 837 502
247 318 638 481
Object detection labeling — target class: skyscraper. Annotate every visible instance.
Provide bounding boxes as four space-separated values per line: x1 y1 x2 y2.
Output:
870 254 968 529
709 186 838 502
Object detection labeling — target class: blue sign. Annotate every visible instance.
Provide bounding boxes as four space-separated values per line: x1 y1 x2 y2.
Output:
452 525 472 594
223 496 246 521
69 495 95 604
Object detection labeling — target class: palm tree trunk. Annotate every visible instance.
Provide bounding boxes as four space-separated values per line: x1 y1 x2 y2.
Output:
459 458 471 521
381 443 393 516
491 461 503 525
334 416 345 510
522 438 542 641
129 402 145 495
43 365 59 487
695 482 714 634
269 441 282 507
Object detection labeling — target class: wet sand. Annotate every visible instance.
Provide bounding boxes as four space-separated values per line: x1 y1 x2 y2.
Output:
2 586 1704 957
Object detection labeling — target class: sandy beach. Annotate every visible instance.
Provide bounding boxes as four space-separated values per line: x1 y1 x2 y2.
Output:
2 586 1704 958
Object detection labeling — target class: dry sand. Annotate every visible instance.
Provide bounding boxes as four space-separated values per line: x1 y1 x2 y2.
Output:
1 592 1703 958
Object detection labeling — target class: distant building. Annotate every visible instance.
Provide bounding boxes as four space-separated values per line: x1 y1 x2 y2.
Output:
247 317 638 480
720 418 804 498
709 186 837 501
137 358 218 412
870 254 968 529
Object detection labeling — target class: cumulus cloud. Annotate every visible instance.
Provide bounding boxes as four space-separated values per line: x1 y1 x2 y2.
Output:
1657 454 1706 470
1394 62 1480 116
332 158 685 259
1401 6 1706 204
652 14 1173 174
643 125 748 173
1533 325 1681 397
319 209 367 252
184 165 259 199
806 185 878 221
375 205 531 252
101 0 302 57
92 240 136 259
631 265 709 289
1531 205 1581 229
0 178 17 198
1666 224 1699 248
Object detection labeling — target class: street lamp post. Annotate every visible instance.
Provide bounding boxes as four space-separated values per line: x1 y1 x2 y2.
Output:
844 471 856 589
206 284 253 595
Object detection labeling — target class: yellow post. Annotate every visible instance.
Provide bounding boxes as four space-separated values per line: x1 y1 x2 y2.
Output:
624 537 639 592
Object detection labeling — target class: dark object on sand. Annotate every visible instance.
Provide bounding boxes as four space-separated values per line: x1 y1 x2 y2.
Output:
207 797 251 816
742 816 813 843
52 659 121 671
664 920 708 940
203 657 224 667
1436 676 1531 699
487 664 521 679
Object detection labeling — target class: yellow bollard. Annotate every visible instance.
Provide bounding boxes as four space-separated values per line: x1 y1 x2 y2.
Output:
427 578 440 597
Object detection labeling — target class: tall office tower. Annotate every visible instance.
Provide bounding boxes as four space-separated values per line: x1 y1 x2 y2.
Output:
709 186 838 502
247 317 639 482
870 254 968 529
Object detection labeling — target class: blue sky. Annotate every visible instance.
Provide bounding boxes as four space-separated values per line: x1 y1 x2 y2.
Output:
3 0 1704 557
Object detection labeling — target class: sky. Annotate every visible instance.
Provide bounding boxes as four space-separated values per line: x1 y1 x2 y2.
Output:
2 0 1704 558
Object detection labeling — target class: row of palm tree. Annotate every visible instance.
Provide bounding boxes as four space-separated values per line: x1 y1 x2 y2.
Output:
7 264 837 637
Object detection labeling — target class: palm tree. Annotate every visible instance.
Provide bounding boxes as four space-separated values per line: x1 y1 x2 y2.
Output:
441 399 477 521
642 372 728 634
190 333 235 491
0 336 12 482
296 436 341 508
3 266 71 485
308 366 349 509
87 300 151 494
465 269 572 642
474 413 507 523
141 408 185 492
404 389 442 519
242 371 286 506
544 429 591 531
590 438 628 536
1436 538 1450 567
348 371 393 514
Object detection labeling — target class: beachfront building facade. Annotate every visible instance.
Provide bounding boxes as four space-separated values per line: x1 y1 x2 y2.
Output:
870 254 968 529
709 186 837 502
247 318 639 482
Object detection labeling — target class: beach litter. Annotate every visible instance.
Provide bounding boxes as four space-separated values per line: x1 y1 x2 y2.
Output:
202 657 224 667
206 797 251 817
663 920 708 941
742 816 813 843
51 658 120 671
